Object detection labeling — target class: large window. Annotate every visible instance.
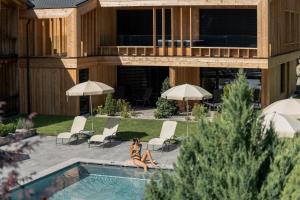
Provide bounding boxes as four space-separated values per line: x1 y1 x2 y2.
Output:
280 63 286 93
79 69 89 114
117 10 153 46
117 66 169 105
200 68 261 103
199 9 257 47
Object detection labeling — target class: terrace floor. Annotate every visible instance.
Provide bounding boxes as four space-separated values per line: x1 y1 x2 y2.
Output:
1 135 179 180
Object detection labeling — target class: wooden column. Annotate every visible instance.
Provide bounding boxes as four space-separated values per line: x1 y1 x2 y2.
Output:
162 8 166 56
42 20 46 56
257 0 269 57
180 7 183 56
153 8 156 56
49 19 52 55
34 20 38 56
171 7 175 56
169 67 200 86
189 7 193 56
67 9 80 57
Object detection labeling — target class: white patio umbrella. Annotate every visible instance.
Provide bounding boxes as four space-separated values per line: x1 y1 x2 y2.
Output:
263 99 300 119
162 84 212 135
263 112 300 138
66 81 115 130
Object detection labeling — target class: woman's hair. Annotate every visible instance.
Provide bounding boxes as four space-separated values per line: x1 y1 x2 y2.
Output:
132 138 140 145
132 138 138 145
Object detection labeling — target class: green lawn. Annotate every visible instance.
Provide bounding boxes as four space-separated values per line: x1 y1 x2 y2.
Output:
33 115 198 142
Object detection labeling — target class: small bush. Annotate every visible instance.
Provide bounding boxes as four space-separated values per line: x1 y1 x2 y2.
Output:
154 77 178 119
95 105 106 115
117 99 132 118
192 103 207 120
16 118 34 130
104 94 117 116
0 123 16 137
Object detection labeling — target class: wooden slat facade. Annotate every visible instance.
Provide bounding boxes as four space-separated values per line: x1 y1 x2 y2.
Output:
0 0 25 116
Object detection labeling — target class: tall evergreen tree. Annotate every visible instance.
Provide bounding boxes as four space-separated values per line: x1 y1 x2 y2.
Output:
154 77 178 119
145 73 279 200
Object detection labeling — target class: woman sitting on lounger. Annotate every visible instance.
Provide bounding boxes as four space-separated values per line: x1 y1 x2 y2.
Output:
130 138 157 172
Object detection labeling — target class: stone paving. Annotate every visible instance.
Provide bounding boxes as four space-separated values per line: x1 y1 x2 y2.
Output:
1 136 180 179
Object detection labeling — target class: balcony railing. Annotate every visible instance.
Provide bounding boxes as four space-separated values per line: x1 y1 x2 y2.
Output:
102 34 258 58
99 46 155 56
191 47 257 58
98 46 257 58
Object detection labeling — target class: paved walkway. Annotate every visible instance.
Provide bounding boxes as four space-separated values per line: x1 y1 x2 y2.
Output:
1 136 179 179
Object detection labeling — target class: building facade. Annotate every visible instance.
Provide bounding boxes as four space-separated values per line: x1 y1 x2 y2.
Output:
10 0 300 116
0 0 31 117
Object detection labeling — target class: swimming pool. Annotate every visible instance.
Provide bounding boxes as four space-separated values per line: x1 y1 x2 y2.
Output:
10 163 160 200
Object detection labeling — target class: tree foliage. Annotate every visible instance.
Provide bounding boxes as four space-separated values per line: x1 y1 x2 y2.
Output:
146 73 300 200
104 94 117 116
154 77 178 119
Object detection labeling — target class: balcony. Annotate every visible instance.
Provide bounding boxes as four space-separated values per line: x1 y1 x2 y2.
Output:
99 8 258 59
100 35 257 58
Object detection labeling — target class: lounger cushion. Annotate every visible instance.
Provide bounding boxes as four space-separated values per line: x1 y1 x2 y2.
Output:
89 135 106 143
57 132 73 139
148 138 165 146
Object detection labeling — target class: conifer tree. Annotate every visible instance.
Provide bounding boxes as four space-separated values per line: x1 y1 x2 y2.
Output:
154 77 178 119
259 138 300 200
145 73 278 200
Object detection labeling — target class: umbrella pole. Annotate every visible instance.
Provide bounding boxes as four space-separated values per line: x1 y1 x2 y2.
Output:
90 96 94 131
186 100 189 136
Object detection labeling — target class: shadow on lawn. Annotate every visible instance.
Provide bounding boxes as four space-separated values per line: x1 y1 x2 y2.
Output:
116 131 148 141
33 115 73 129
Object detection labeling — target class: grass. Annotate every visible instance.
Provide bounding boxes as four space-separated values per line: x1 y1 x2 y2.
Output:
33 115 198 142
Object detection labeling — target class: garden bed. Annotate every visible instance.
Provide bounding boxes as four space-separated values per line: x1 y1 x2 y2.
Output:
0 129 37 147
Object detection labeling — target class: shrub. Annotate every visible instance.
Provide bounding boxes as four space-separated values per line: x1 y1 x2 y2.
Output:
0 123 16 137
154 77 178 119
104 94 117 116
95 105 106 115
117 99 131 118
16 118 34 130
192 103 207 120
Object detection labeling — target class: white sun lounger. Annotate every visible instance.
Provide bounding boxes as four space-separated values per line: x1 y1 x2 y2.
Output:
147 121 177 151
56 116 87 144
88 118 120 147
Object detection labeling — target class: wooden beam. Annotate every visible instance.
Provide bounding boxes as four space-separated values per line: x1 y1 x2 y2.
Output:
171 7 174 56
189 7 193 56
153 8 156 56
49 18 53 55
162 8 166 56
34 20 38 56
42 20 46 56
180 7 183 55
97 56 269 69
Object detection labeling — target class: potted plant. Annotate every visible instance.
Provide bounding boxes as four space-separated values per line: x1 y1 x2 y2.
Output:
15 113 37 138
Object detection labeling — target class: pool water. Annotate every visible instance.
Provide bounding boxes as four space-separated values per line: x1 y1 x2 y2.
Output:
10 163 159 200
49 174 145 200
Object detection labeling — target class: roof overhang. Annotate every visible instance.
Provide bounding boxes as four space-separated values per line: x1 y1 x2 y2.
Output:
20 0 97 19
